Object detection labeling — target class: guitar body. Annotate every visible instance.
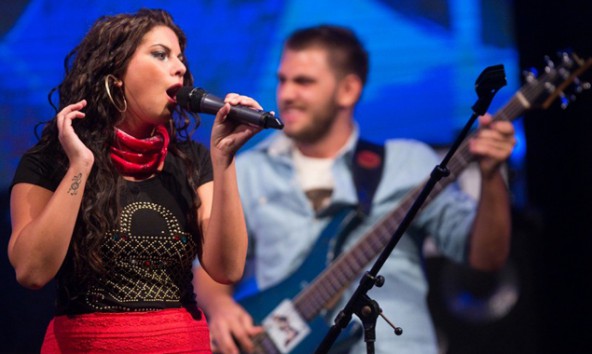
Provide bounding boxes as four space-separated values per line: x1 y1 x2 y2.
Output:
240 296 338 354
240 290 359 354
238 207 362 353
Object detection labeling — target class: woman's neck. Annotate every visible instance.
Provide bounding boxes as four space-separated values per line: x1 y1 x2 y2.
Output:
115 118 156 139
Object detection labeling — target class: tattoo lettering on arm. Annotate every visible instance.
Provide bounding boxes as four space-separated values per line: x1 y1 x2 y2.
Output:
67 173 83 196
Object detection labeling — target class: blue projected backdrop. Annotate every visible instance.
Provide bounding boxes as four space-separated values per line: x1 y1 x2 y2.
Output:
0 0 521 188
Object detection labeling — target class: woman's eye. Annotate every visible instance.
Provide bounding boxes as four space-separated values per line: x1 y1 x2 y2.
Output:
152 51 167 60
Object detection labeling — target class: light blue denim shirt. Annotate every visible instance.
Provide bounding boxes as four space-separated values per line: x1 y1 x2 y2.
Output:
235 126 477 354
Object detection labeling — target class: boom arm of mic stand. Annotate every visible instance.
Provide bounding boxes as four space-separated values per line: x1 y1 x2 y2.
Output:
314 64 507 354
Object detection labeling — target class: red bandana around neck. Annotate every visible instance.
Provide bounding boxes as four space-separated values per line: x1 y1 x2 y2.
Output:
110 124 170 178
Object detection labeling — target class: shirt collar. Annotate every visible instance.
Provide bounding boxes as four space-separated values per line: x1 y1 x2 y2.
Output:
257 123 361 162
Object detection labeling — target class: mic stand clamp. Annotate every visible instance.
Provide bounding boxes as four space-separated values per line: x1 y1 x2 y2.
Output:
328 271 403 354
314 64 507 354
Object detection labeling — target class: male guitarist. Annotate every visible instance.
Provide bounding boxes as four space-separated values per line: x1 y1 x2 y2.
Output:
194 24 516 354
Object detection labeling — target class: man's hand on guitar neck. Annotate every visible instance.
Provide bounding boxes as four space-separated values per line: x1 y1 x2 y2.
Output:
469 113 516 179
467 113 515 272
194 266 263 354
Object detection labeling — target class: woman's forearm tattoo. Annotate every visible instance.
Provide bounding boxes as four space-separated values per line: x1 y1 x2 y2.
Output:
68 173 83 196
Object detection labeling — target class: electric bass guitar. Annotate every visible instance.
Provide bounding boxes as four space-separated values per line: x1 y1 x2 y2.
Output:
238 52 592 354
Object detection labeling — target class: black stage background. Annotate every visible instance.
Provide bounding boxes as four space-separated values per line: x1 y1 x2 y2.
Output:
517 0 592 352
2 0 591 352
427 1 592 353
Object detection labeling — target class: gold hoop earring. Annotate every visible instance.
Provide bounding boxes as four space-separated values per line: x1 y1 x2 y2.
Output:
104 74 128 113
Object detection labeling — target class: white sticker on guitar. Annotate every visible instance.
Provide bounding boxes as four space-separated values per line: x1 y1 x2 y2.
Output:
262 299 311 353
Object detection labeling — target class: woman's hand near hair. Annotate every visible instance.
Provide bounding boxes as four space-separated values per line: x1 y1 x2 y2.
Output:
8 100 94 289
58 99 95 168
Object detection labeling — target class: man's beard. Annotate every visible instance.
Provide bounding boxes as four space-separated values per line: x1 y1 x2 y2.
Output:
285 105 339 145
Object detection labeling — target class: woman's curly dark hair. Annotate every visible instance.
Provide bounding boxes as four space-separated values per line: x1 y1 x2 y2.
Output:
33 9 202 287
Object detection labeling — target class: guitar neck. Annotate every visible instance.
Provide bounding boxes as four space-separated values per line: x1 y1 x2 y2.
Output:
291 94 528 321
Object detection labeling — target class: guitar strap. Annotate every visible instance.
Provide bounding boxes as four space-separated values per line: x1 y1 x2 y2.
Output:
330 138 386 260
352 138 386 216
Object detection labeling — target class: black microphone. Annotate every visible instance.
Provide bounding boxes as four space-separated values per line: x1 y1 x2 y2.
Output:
176 87 284 129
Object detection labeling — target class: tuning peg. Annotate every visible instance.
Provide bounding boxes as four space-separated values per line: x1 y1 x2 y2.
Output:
558 66 571 80
544 55 555 72
523 68 538 82
544 81 556 93
578 81 591 93
559 51 574 66
570 82 590 103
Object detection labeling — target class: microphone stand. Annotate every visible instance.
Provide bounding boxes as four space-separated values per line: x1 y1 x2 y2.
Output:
314 64 507 354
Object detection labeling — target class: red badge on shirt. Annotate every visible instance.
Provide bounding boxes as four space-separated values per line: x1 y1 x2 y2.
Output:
356 150 382 169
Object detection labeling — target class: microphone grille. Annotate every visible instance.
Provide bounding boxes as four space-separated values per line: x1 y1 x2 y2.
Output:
176 87 206 112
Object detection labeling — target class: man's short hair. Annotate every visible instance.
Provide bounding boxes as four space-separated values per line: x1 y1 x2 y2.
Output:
285 24 369 85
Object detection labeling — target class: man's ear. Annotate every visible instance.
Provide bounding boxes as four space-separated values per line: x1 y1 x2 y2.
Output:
336 73 363 108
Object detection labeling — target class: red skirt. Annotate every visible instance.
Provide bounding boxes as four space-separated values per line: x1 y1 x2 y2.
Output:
41 308 212 353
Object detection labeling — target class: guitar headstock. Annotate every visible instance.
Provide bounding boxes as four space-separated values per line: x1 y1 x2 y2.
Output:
521 51 592 110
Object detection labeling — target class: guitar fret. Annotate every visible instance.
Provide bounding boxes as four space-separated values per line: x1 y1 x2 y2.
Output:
335 267 349 287
253 333 280 354
302 293 320 318
295 292 314 319
347 247 364 269
340 256 358 278
455 145 471 169
496 108 511 121
310 293 324 313
374 216 397 249
326 273 340 291
359 238 373 261
368 234 382 256
379 214 395 241
320 287 332 303
322 265 336 288
499 101 526 121
343 258 359 282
